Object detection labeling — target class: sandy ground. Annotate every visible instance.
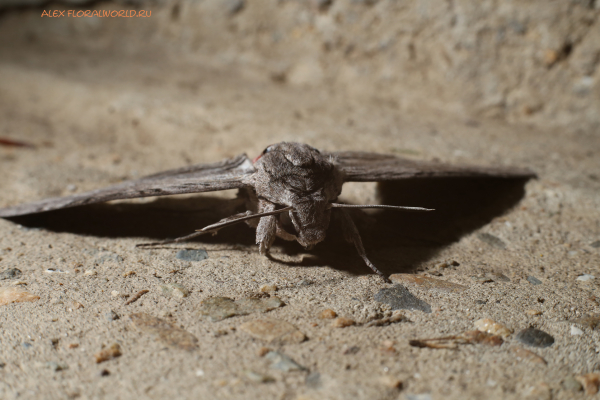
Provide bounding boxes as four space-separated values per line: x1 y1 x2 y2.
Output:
0 25 600 400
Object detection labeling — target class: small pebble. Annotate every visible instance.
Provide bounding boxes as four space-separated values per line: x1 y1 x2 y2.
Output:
195 369 205 377
130 313 198 351
94 343 122 363
11 281 27 286
0 287 40 306
562 376 583 392
318 309 337 319
46 362 68 372
22 342 32 349
239 318 306 344
526 310 542 316
576 373 600 395
105 310 120 321
256 347 271 357
474 318 513 338
389 274 467 292
527 276 542 285
259 284 277 293
176 249 208 262
265 351 306 372
160 283 189 299
570 325 584 336
342 345 360 355
305 372 321 388
0 268 22 280
111 291 120 298
477 233 506 249
331 317 355 328
511 346 547 365
99 369 110 377
94 251 123 264
197 296 284 322
374 285 431 314
122 271 136 277
590 241 600 248
379 375 402 389
243 370 274 383
67 343 79 349
576 274 595 282
84 270 97 276
515 328 554 348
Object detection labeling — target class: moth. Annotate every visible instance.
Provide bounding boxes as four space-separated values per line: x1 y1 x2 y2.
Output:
0 142 534 282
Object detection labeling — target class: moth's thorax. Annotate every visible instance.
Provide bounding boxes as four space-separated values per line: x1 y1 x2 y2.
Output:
248 142 344 247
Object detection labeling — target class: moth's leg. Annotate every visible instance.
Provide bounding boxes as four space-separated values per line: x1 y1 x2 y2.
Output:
338 208 391 283
255 200 277 255
136 211 252 247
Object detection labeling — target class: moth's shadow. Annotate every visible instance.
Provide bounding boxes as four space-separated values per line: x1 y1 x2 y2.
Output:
10 177 532 277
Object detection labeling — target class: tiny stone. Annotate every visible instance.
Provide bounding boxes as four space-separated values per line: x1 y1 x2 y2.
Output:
239 318 306 344
0 268 22 280
510 346 547 365
99 369 110 377
257 347 271 357
590 241 600 248
475 300 487 305
129 313 198 351
84 270 97 276
11 281 27 286
562 376 583 392
527 276 542 285
570 325 584 336
106 310 120 321
67 343 79 349
265 351 306 372
305 372 321 388
474 318 513 337
389 274 467 292
111 291 120 297
379 375 402 389
477 233 506 249
576 373 600 395
94 251 123 264
243 370 274 383
526 310 542 316
160 283 189 299
331 317 355 328
94 343 122 363
259 284 277 293
176 249 208 262
46 362 68 372
0 287 40 306
22 342 32 349
122 271 136 277
197 296 284 322
576 274 595 282
374 285 431 313
516 328 555 348
318 309 337 319
342 346 360 355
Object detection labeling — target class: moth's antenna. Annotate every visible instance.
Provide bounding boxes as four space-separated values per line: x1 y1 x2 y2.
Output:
329 203 434 212
136 206 293 248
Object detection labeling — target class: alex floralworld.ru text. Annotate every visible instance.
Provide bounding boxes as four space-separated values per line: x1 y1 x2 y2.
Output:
41 9 151 18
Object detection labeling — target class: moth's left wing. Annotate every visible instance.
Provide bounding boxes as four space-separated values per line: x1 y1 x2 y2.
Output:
327 151 536 182
0 154 255 217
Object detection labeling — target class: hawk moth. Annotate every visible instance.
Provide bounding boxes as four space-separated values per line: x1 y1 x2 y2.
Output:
0 142 535 282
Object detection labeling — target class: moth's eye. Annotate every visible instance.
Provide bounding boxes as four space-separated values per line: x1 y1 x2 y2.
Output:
263 146 273 155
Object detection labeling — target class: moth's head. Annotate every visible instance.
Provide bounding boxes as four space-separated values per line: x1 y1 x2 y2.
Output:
252 142 344 247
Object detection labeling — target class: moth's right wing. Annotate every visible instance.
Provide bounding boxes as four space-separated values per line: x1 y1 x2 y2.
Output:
0 154 255 217
328 151 536 182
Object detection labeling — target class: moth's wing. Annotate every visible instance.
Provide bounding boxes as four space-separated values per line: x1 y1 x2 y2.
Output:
0 154 255 217
327 151 536 182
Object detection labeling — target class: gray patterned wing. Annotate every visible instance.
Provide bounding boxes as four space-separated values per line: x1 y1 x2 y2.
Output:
0 154 255 217
328 151 536 182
